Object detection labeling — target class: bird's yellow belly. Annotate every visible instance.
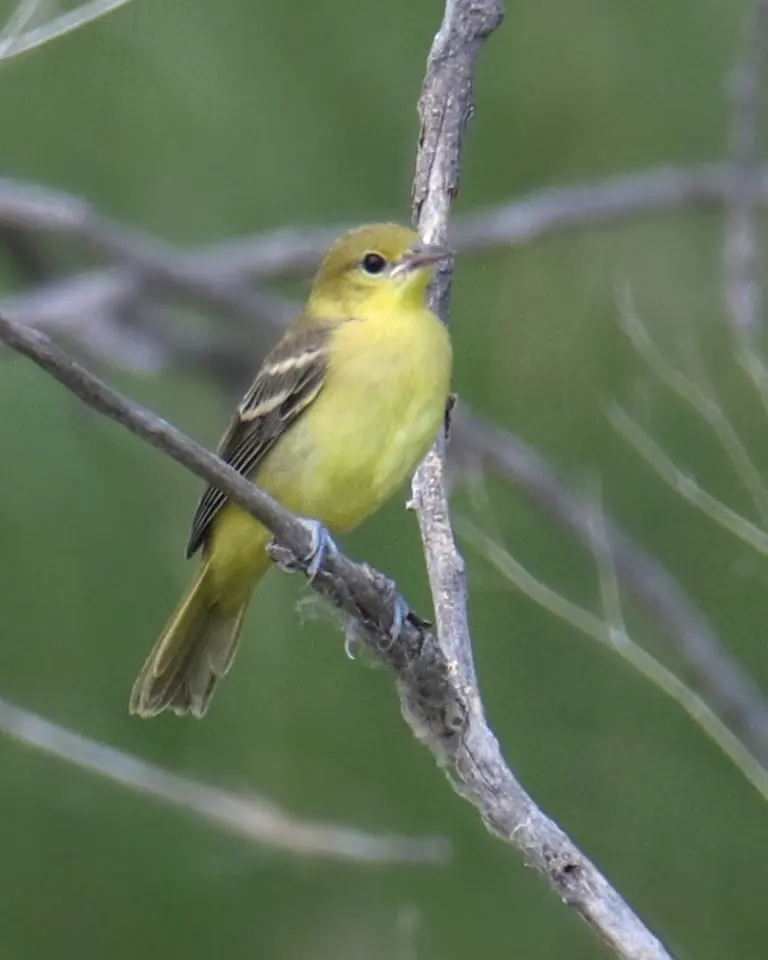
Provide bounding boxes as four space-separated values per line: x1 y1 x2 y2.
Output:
207 305 451 585
257 368 445 531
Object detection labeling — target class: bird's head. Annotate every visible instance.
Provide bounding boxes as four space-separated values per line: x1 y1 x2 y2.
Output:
308 223 452 315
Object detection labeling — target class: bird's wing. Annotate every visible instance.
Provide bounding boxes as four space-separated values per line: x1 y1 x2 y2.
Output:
186 322 333 557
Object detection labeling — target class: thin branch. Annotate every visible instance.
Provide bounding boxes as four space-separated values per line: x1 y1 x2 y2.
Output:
0 271 261 381
0 0 139 62
0 695 447 864
0 178 293 331
724 0 768 335
610 405 768 557
409 0 493 711
450 408 768 770
193 165 762 281
587 477 630 647
456 164 766 252
0 0 46 61
0 267 173 373
618 290 768 527
457 520 768 805
7 164 768 342
405 2 671 957
585 481 768 801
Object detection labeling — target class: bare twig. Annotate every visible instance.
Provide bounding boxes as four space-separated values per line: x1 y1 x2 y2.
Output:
451 408 768 770
724 0 768 335
0 178 293 330
0 272 170 372
458 518 768 804
0 0 46 60
0 695 447 864
0 0 139 62
404 2 671 957
618 290 768 527
455 164 768 253
0 270 264 384
0 164 765 265
609 405 768 557
5 164 768 384
7 164 768 348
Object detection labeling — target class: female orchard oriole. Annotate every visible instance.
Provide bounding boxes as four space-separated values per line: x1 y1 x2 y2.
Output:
129 223 453 718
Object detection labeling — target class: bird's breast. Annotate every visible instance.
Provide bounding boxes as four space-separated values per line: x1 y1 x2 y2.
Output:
256 307 451 532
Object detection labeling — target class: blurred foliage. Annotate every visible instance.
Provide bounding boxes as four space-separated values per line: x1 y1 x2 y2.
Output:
0 0 767 957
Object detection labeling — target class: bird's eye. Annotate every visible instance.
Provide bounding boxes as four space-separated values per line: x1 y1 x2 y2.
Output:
361 252 387 275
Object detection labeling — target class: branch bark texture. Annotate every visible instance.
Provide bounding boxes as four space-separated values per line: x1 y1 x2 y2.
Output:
406 2 673 957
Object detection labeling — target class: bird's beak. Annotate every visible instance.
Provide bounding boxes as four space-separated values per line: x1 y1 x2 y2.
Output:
391 242 453 279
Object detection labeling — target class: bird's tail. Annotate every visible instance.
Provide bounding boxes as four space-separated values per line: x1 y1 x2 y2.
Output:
129 560 258 718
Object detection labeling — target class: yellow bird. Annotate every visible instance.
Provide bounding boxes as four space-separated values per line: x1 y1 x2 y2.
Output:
130 223 452 718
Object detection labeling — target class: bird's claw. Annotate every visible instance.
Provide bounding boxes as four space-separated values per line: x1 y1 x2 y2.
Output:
389 592 409 640
298 517 337 581
369 569 416 640
344 623 361 660
344 589 411 659
268 518 337 578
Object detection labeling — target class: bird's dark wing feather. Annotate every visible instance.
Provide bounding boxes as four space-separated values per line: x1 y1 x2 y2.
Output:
186 323 333 557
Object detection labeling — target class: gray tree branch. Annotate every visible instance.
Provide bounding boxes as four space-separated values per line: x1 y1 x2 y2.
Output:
0 178 294 330
0 0 140 62
0 694 448 864
5 165 768 329
404 2 671 958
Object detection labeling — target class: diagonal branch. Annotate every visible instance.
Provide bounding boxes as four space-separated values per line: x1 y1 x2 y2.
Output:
406 2 671 958
0 178 293 330
0 0 140 62
0 694 449 864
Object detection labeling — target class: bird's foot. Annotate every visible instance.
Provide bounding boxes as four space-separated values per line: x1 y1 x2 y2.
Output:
344 589 412 660
297 517 338 581
269 517 337 579
388 590 410 640
363 566 431 640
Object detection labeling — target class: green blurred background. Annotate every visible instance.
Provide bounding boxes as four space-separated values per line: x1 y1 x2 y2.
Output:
0 0 766 956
